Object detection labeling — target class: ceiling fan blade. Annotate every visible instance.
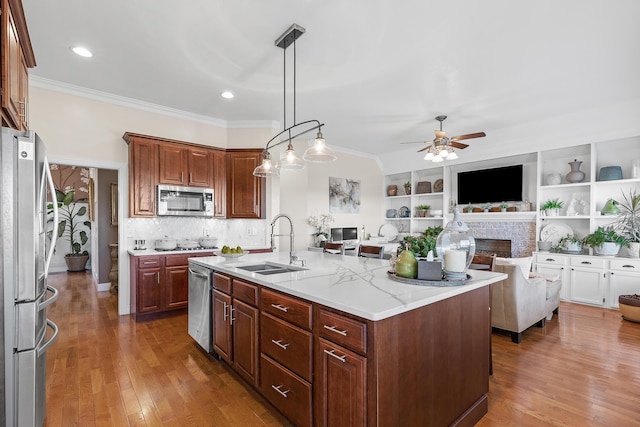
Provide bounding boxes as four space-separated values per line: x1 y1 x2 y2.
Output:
399 141 427 145
449 132 486 141
448 141 469 149
417 144 433 153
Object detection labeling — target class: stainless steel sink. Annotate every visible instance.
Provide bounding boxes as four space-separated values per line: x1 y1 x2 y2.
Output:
236 262 307 275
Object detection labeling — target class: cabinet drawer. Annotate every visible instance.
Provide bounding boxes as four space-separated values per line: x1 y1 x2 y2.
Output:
261 313 312 381
610 258 640 272
137 256 161 268
319 309 367 354
535 254 568 266
571 256 606 269
164 253 191 267
261 288 312 330
260 354 311 427
213 273 232 294
233 279 258 306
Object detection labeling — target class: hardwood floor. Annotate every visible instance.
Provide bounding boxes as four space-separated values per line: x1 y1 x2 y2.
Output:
45 272 640 426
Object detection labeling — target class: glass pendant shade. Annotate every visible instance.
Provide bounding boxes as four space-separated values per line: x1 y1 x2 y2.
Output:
447 150 458 160
303 132 337 162
252 152 279 177
435 208 475 280
424 151 435 161
275 143 305 170
432 154 444 163
439 148 449 158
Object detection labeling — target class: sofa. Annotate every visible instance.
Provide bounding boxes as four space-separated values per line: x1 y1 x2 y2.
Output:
491 262 562 343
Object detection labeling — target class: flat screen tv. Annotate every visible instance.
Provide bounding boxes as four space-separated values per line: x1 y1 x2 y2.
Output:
457 165 523 205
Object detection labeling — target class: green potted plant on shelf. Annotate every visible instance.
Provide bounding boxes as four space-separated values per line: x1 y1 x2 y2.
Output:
404 181 411 195
583 226 629 256
554 234 583 254
47 189 92 271
499 202 509 212
397 226 443 280
541 198 563 216
614 190 640 258
415 204 431 217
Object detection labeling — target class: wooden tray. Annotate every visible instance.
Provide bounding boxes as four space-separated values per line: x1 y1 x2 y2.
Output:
387 271 470 287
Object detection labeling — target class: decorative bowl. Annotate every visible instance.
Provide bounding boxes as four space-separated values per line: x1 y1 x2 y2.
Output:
214 251 244 259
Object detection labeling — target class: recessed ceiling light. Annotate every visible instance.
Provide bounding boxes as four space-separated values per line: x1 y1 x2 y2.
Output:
221 91 234 99
71 46 93 58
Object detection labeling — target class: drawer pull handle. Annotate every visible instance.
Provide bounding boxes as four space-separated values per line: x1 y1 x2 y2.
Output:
323 325 348 336
324 349 346 362
230 306 236 325
622 264 635 268
271 384 290 398
223 301 229 321
271 339 289 350
143 261 156 265
545 258 556 262
581 261 592 265
271 303 289 313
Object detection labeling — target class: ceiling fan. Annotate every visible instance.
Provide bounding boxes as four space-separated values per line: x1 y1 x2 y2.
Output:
405 115 486 162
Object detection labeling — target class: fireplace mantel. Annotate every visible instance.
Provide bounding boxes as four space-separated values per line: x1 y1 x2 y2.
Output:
453 212 537 222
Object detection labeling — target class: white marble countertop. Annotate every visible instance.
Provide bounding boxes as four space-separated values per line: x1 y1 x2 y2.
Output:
127 247 270 256
188 251 507 321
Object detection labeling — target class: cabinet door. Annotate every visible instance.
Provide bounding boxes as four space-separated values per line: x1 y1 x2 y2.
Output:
317 338 366 427
212 290 232 363
609 270 640 308
187 148 212 187
159 144 187 185
137 268 162 313
570 267 606 306
128 139 158 217
212 150 226 218
164 265 189 309
232 299 259 386
226 151 265 219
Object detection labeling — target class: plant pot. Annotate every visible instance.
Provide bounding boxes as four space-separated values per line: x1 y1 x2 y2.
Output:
618 294 640 323
65 254 89 272
545 208 560 216
594 242 621 256
417 260 442 280
564 241 582 253
404 187 411 195
628 242 640 258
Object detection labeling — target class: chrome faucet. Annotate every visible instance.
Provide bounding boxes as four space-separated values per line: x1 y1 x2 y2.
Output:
270 213 304 266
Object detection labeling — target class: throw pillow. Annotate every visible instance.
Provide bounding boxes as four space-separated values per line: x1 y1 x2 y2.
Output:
496 256 533 280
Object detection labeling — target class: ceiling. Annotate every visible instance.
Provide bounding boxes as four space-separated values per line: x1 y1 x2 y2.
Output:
22 0 640 157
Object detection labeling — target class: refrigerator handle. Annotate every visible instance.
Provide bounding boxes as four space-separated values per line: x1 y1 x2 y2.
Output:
43 157 59 277
38 285 59 311
37 319 59 357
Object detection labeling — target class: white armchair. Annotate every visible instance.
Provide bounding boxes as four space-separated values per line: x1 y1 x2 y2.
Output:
491 263 561 343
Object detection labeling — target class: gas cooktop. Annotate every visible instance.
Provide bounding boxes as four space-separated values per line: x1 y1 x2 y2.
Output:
154 246 218 252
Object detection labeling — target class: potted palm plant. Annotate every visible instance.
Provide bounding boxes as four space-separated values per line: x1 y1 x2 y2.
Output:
541 198 563 216
47 189 92 271
583 226 629 256
614 190 640 258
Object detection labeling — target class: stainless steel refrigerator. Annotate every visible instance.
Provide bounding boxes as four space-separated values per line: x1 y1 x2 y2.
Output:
1 127 59 426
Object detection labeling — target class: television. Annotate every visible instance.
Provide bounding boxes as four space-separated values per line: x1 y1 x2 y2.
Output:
457 165 523 205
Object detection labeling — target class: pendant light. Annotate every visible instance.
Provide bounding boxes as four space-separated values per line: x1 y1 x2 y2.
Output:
253 24 336 177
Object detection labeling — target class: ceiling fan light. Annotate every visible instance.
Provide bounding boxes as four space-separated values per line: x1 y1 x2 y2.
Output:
432 155 444 163
424 152 435 161
447 150 458 160
439 148 448 158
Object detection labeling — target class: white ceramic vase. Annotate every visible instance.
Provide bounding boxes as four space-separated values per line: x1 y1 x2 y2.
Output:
628 242 640 258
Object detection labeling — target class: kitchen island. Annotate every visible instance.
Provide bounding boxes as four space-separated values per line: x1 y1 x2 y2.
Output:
189 251 506 426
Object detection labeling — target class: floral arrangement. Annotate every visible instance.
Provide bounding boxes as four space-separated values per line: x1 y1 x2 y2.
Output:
308 213 334 240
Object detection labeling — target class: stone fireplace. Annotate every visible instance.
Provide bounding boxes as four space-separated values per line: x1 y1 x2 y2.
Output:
466 220 536 258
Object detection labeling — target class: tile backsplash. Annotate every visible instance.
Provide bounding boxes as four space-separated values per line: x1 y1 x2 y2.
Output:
126 217 268 249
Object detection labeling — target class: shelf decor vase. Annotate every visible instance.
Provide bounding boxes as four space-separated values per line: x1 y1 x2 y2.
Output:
566 159 585 183
436 209 475 281
387 185 398 196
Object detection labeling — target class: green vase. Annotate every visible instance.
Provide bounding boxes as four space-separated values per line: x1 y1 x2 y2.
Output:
395 250 417 279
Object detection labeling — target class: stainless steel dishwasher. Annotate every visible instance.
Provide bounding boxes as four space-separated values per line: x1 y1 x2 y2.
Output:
188 261 214 353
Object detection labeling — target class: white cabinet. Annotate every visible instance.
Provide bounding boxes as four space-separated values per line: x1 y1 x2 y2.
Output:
383 167 445 236
608 258 640 308
534 253 571 301
570 256 607 306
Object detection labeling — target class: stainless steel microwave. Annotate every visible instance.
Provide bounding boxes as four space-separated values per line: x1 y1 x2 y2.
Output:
157 185 214 217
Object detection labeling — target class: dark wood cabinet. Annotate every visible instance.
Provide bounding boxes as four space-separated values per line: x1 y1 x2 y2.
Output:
130 252 212 319
211 149 226 218
158 144 212 188
125 135 159 217
317 338 366 427
226 150 265 219
1 0 35 130
212 273 259 386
